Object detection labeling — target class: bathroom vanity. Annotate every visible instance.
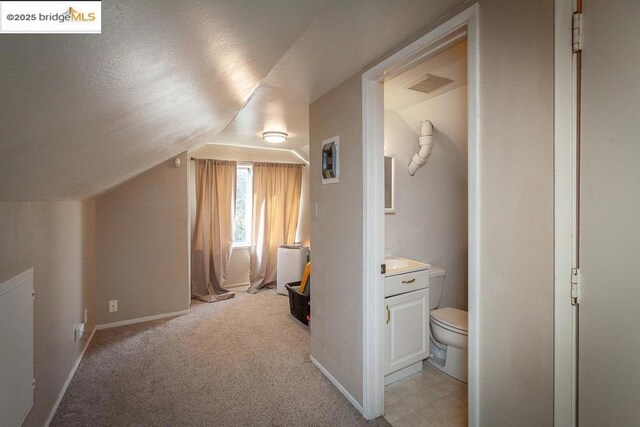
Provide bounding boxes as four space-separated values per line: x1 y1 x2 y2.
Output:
384 257 430 384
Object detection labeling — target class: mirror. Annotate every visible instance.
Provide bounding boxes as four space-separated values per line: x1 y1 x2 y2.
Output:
384 155 395 214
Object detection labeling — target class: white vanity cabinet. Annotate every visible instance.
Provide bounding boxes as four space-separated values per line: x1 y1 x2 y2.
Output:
384 287 429 376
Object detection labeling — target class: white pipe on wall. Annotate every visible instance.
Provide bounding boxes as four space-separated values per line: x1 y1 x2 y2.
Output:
408 120 434 176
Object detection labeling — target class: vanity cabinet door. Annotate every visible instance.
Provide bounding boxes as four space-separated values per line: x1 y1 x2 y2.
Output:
385 288 429 375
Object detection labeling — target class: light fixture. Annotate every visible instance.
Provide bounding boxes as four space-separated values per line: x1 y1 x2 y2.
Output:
262 131 288 144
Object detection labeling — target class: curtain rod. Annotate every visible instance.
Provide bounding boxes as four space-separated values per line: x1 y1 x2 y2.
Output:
189 157 306 166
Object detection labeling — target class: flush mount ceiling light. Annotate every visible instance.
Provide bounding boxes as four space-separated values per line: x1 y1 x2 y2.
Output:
262 131 288 144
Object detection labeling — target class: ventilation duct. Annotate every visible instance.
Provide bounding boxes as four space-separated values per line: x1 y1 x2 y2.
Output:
407 73 453 94
408 120 434 176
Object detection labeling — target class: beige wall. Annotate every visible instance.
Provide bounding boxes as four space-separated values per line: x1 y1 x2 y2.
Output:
95 152 190 325
0 200 96 426
309 74 363 404
477 0 554 424
188 144 311 287
309 0 554 422
385 85 468 310
225 247 251 287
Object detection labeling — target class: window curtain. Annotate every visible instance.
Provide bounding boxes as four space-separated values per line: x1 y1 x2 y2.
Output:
248 162 303 293
191 159 237 303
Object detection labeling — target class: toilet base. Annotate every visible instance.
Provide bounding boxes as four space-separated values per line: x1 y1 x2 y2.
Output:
428 338 468 383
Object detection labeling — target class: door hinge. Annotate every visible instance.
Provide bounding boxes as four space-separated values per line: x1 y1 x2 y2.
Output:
572 12 583 53
381 264 386 275
32 378 36 389
32 290 36 299
571 268 581 305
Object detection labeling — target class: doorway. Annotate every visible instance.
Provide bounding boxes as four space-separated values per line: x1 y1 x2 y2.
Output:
361 5 479 423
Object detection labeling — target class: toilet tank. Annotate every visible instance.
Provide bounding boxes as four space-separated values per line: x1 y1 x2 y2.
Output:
428 265 446 310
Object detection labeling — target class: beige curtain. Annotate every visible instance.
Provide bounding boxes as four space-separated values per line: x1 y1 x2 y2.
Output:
191 159 237 303
248 162 303 293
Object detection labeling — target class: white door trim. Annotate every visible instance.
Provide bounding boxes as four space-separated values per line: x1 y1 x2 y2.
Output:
554 0 579 425
361 5 479 423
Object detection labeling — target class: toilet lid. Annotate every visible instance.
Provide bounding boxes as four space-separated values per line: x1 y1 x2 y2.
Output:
430 308 468 334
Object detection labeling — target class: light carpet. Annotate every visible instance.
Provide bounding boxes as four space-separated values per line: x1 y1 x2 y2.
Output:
51 289 389 426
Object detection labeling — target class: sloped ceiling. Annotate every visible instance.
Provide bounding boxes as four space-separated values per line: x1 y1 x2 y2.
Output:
0 0 467 201
385 40 467 113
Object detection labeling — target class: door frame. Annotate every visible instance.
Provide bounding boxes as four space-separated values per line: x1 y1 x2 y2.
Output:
361 5 479 423
554 0 579 425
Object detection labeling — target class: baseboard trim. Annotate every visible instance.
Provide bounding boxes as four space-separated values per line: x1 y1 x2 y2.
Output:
225 282 249 290
310 355 363 414
96 309 190 330
384 360 423 385
45 327 96 426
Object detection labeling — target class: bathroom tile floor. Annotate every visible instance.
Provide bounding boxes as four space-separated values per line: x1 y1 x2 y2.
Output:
384 362 467 427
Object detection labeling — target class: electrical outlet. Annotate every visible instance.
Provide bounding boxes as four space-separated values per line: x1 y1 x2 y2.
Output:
75 323 85 341
109 300 118 313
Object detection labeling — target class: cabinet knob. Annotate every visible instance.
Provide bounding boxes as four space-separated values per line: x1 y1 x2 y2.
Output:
402 278 416 284
386 305 390 324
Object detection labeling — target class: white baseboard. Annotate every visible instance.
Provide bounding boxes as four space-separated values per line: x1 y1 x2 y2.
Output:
225 282 249 290
96 309 190 330
310 355 363 414
385 360 423 385
45 327 96 427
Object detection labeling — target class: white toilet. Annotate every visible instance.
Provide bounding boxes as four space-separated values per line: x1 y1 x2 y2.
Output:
427 266 468 383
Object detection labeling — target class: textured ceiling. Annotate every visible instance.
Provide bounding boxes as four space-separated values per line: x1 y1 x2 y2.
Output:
0 0 467 200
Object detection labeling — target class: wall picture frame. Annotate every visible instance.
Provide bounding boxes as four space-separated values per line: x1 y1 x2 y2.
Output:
321 136 340 184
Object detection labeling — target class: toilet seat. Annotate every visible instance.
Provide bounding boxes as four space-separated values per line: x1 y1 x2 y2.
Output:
430 307 468 336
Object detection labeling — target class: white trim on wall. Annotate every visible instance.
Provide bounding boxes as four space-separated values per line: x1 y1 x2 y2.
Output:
225 282 249 289
361 75 386 420
310 356 364 415
205 143 310 165
554 0 579 425
45 327 96 427
361 5 479 423
96 309 190 330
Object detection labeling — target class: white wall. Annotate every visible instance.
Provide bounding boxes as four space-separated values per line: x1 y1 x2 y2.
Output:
95 152 190 325
0 200 96 426
309 74 364 405
188 144 311 287
384 85 468 309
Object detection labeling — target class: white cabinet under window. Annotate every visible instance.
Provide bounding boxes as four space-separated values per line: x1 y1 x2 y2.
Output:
384 288 429 376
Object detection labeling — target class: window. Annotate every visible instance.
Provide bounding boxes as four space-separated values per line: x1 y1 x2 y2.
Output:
233 165 252 247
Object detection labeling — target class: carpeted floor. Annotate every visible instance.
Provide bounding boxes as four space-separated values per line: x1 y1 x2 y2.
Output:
51 289 389 426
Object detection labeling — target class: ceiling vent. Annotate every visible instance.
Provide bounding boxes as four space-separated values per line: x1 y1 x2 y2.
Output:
407 73 453 94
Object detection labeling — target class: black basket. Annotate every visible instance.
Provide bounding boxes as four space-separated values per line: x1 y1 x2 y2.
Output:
285 281 310 325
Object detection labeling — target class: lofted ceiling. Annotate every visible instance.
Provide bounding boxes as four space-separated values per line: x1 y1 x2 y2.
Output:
0 0 467 201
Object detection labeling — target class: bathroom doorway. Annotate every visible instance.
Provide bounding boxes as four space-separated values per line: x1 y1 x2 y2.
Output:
361 5 479 423
381 36 468 425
